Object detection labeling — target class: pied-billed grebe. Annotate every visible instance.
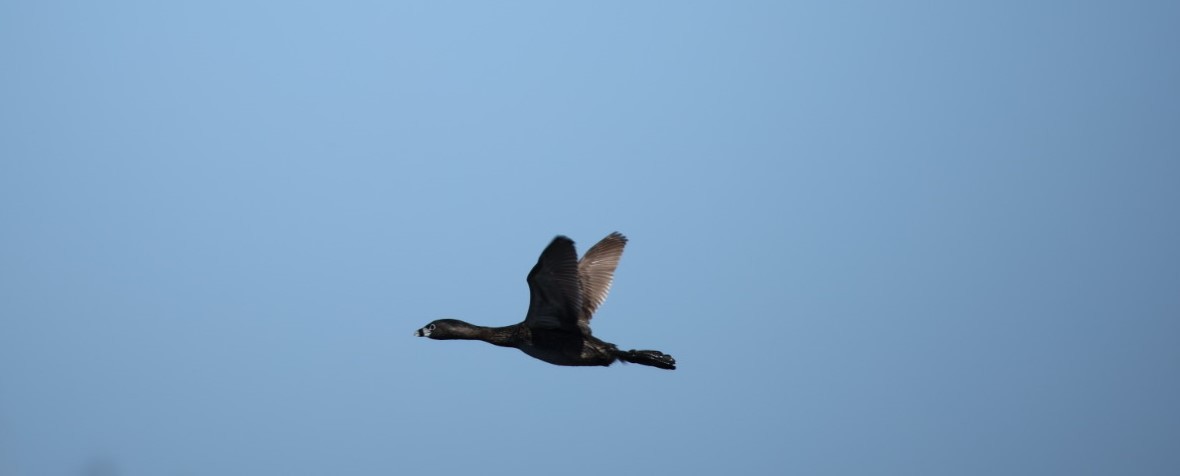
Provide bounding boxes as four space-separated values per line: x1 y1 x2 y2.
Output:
414 232 676 370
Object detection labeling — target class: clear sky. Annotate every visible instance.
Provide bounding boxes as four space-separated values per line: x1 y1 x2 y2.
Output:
2 1 1178 475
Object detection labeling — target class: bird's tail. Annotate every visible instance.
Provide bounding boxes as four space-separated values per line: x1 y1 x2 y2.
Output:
615 349 676 370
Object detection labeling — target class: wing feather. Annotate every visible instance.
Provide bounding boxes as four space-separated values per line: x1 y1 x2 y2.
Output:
576 232 627 332
524 236 583 333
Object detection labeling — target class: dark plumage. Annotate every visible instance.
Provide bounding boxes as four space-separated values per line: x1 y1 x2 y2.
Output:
414 232 676 370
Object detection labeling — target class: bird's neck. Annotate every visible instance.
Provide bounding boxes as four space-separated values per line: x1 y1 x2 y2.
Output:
456 323 520 347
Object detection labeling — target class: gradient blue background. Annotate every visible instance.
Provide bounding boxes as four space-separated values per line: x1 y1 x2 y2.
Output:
2 1 1178 475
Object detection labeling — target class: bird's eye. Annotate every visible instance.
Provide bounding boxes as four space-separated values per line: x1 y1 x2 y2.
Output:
427 324 436 330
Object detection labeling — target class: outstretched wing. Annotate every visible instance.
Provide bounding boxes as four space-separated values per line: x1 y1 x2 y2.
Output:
577 232 627 331
524 236 584 334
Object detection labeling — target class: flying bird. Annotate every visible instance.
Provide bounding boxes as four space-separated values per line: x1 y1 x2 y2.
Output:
415 232 676 370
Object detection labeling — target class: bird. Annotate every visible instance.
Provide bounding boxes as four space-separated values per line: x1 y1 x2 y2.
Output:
414 232 676 370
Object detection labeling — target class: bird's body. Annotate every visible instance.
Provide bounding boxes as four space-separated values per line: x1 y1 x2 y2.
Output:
415 232 676 370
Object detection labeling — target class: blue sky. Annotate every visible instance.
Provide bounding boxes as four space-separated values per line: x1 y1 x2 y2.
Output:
2 1 1178 475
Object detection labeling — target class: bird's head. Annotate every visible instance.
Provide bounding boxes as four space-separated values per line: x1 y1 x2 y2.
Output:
414 319 474 340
